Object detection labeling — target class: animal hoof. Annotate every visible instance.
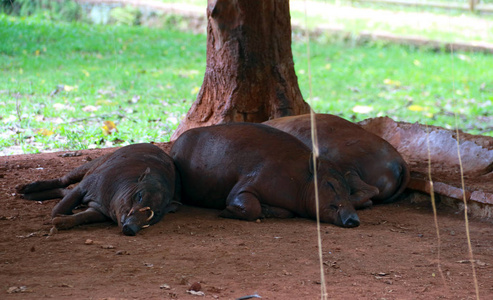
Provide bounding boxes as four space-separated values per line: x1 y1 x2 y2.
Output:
122 223 140 236
15 184 27 193
51 215 75 230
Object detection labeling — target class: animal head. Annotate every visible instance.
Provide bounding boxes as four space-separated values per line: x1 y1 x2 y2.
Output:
117 167 175 236
306 156 363 228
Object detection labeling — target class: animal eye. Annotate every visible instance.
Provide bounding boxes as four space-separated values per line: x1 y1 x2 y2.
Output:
137 192 143 203
330 204 339 211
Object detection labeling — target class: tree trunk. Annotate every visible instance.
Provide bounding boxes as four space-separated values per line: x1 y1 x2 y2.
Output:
171 0 310 140
470 0 476 12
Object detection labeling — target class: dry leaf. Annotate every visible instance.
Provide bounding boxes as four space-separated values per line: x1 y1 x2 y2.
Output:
35 128 54 136
102 121 118 135
408 105 425 112
352 105 373 114
383 78 401 86
53 103 66 110
63 85 77 92
186 290 205 296
95 99 112 105
60 151 81 157
191 86 200 95
7 286 30 294
82 105 99 112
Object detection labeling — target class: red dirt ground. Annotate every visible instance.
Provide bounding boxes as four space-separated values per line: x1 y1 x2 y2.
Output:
1 143 492 299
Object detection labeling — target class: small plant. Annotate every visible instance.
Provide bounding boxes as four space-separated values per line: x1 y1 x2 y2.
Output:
109 6 142 26
1 0 85 22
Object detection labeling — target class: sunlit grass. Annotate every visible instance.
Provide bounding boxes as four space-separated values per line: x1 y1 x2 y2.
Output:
0 14 205 154
293 38 493 134
1 13 492 155
154 0 493 44
289 1 493 44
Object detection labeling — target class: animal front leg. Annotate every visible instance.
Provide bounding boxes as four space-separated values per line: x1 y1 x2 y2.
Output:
52 207 108 230
260 204 295 219
51 186 86 217
220 191 262 221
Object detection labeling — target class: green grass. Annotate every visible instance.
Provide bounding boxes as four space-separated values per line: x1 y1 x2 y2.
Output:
1 13 492 155
154 0 493 44
294 38 493 132
0 14 205 154
289 2 493 44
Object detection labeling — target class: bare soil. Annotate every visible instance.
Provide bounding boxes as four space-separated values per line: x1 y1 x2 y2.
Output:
1 143 492 299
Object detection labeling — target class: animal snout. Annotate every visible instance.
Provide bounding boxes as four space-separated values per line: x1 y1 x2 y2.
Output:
342 215 360 228
122 223 141 236
340 209 360 228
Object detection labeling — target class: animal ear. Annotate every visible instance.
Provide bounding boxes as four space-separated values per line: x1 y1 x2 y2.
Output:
345 171 379 209
138 167 151 182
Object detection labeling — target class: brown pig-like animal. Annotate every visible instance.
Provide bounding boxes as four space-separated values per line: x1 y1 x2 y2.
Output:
170 123 375 228
263 114 410 208
16 143 179 236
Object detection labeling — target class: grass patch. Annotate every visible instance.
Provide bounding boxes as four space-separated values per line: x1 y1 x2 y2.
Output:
294 37 493 133
1 14 492 155
0 14 205 154
154 0 493 44
289 1 493 44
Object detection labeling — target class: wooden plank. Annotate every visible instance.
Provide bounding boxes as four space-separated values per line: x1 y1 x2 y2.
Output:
407 178 479 204
360 117 493 207
305 24 493 54
471 191 493 205
351 0 493 13
358 30 493 53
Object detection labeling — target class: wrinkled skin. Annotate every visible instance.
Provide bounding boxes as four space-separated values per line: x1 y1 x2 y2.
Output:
16 143 179 236
263 114 410 208
170 123 371 228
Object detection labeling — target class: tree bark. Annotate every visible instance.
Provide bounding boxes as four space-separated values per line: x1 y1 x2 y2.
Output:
171 0 310 140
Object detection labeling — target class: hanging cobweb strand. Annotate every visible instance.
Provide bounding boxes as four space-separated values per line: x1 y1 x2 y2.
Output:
414 0 448 295
425 125 448 290
454 121 480 300
304 1 327 299
450 44 480 300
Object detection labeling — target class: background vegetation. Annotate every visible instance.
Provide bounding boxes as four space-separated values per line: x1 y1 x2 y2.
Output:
1 0 492 155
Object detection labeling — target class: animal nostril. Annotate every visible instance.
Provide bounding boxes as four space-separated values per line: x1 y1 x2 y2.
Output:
344 217 360 228
122 223 140 236
339 210 360 228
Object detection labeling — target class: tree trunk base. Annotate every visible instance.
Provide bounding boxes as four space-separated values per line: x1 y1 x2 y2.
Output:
171 0 310 140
